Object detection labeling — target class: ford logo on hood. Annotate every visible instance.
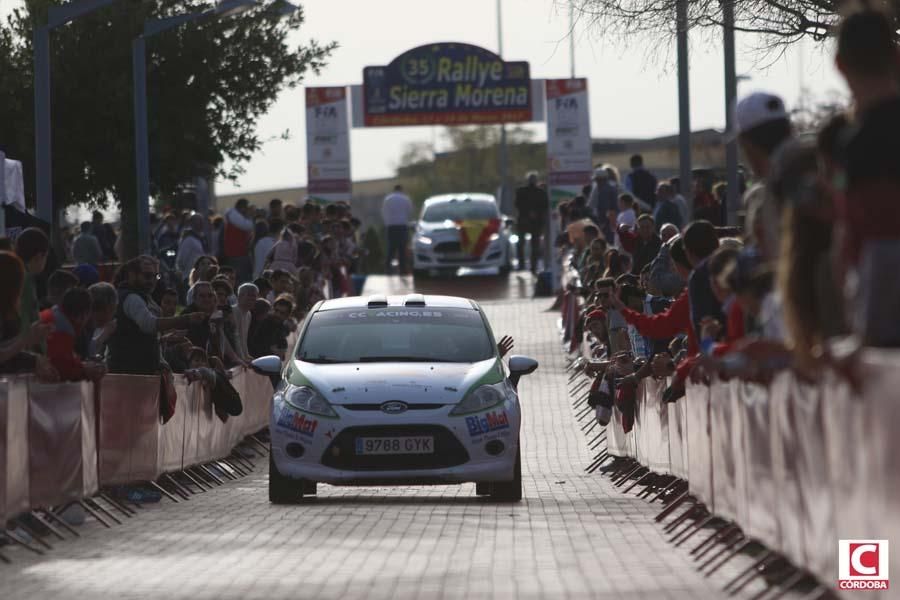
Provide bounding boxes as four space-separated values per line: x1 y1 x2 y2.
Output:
381 401 408 414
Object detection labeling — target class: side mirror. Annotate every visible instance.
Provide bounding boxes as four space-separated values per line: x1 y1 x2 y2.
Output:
508 355 539 388
251 355 283 375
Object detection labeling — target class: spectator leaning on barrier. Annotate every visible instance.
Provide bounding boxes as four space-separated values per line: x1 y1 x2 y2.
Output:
72 221 103 266
683 220 724 340
83 282 118 360
0 251 55 379
40 287 106 382
107 256 205 375
14 227 50 346
833 7 900 346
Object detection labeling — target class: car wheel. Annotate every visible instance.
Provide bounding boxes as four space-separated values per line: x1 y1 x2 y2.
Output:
268 448 304 504
489 447 522 502
475 482 492 496
499 245 512 276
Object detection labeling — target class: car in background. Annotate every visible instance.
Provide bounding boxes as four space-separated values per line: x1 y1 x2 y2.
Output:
252 293 538 504
412 193 512 277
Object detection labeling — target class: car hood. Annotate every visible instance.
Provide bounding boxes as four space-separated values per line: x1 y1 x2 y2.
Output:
416 220 460 239
286 357 503 405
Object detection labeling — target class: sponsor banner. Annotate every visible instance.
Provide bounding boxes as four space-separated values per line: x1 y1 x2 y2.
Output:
546 78 591 291
305 86 351 203
363 43 531 127
276 408 319 438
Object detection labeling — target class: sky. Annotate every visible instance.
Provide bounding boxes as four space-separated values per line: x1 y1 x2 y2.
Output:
3 0 848 197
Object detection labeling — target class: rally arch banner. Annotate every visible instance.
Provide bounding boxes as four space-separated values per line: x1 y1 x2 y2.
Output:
362 43 532 127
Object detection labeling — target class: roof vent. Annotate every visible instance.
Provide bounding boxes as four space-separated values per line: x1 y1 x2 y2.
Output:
404 294 426 307
366 294 388 307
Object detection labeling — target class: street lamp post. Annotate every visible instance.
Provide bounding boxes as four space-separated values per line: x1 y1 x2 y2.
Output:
132 0 260 254
34 0 120 226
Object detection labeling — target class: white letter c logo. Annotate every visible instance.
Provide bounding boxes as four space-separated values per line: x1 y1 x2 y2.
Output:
851 544 878 576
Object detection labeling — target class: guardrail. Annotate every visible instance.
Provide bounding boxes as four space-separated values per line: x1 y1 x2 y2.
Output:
0 366 276 536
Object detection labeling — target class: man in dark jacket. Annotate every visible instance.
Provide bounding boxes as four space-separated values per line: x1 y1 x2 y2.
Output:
625 154 658 209
107 256 204 374
683 221 724 339
652 182 683 231
514 172 549 273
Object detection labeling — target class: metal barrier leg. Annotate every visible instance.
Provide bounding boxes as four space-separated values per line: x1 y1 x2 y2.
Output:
78 498 122 527
199 464 227 485
11 518 53 550
149 480 181 503
667 507 708 541
192 465 223 486
28 511 66 540
613 463 643 485
695 525 741 561
2 529 44 555
694 527 742 564
622 470 652 494
765 570 809 600
692 522 733 556
649 479 682 503
586 454 612 474
582 420 600 435
703 538 751 576
724 550 776 594
99 492 137 517
180 469 210 492
223 458 248 476
165 474 195 498
40 507 81 537
654 490 691 522
672 514 716 547
213 461 239 480
248 435 270 455
663 502 701 532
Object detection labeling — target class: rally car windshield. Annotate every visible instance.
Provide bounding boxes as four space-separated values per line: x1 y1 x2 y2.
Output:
422 200 499 222
296 307 495 364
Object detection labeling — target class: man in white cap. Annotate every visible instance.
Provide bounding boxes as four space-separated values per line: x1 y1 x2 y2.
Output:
730 91 793 261
588 167 618 242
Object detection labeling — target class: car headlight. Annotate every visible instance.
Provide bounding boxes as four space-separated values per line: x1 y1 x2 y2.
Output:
449 382 510 416
282 385 337 418
489 233 500 242
417 236 433 245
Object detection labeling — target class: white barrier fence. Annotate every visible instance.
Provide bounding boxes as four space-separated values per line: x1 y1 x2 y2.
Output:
602 350 900 597
0 366 275 523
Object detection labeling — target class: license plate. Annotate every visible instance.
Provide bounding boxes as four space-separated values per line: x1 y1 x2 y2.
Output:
355 436 434 455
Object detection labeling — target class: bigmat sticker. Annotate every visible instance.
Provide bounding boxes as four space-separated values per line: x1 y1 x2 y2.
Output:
305 86 351 203
363 43 531 127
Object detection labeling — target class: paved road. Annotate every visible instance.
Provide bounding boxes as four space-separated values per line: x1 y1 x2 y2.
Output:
1 275 769 599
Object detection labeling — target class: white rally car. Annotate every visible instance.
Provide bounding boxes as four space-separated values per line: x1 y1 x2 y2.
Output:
252 294 538 503
412 193 513 276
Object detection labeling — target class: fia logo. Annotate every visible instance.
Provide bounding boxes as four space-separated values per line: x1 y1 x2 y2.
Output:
838 540 889 590
315 106 337 119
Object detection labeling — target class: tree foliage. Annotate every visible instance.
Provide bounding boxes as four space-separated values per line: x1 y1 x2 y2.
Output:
396 125 546 208
0 0 334 215
571 0 900 52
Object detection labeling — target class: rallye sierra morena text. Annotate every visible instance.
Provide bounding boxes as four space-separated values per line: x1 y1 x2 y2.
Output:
251 293 538 503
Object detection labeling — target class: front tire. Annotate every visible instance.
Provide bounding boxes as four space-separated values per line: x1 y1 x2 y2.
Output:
269 449 309 504
489 447 522 502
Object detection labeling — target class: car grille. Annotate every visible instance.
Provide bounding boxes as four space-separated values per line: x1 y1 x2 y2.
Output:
321 425 469 471
433 241 462 254
436 256 480 263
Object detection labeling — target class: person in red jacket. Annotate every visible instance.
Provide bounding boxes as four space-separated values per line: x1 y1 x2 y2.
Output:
40 287 106 382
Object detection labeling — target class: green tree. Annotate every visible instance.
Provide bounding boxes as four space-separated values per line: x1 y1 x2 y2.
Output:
396 125 545 210
0 0 333 257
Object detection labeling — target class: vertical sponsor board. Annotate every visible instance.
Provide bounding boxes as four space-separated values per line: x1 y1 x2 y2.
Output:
545 78 591 287
305 86 351 203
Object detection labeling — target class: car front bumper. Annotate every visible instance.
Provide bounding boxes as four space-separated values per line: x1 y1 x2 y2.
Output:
270 397 520 485
412 239 507 270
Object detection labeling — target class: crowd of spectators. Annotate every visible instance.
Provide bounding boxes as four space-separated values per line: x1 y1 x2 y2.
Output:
558 8 900 432
1 196 362 401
